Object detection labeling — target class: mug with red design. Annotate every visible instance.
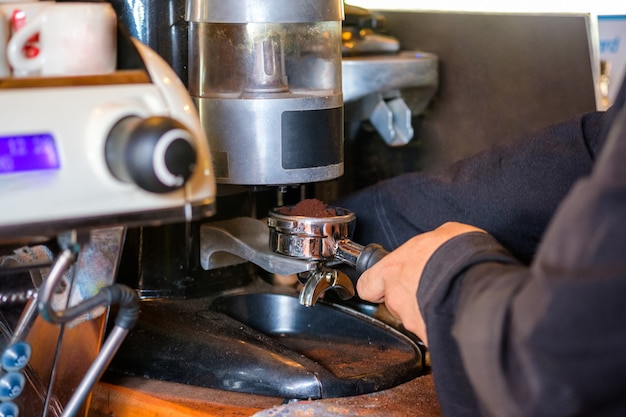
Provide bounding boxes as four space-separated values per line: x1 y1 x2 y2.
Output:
0 0 46 77
7 2 117 77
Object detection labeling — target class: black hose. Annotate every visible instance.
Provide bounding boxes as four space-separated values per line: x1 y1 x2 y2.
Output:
46 284 139 329
98 284 140 330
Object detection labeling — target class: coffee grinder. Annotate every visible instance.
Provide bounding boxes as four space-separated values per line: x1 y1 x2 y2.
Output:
187 0 344 186
187 0 361 304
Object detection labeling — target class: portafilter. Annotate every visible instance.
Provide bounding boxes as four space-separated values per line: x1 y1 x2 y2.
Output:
267 206 388 275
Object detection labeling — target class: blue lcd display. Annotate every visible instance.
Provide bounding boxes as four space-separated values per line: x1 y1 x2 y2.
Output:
0 133 60 174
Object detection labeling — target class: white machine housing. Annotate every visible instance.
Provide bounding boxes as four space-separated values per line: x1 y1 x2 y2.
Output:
0 40 216 242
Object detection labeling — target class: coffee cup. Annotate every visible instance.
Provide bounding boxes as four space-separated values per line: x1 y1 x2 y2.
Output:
7 2 117 77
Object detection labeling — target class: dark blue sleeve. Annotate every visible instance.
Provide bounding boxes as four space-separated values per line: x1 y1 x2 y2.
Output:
337 110 608 263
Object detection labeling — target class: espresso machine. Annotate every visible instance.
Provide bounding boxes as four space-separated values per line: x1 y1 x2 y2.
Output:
107 0 427 402
0 11 216 416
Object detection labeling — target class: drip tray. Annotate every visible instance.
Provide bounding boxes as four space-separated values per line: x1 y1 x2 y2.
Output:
108 289 424 399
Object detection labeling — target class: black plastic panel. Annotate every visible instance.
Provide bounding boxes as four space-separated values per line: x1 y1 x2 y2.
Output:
281 107 343 169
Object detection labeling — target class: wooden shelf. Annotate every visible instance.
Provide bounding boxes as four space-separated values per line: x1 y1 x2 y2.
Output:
88 374 442 417
0 70 150 89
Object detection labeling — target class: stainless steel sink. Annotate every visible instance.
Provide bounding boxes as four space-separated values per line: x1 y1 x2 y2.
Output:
108 286 425 399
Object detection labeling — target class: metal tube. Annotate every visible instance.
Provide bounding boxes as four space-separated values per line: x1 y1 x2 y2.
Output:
10 294 38 344
37 248 76 324
60 326 129 417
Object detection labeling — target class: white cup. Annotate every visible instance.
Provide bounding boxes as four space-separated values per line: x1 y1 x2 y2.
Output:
7 2 117 77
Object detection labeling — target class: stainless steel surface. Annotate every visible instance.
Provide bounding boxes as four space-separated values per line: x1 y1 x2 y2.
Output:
297 268 354 307
341 52 438 146
186 0 345 185
200 214 359 307
333 238 364 267
247 32 288 93
37 248 76 325
200 217 320 276
342 52 438 104
194 95 344 185
266 206 389 306
368 92 414 146
267 207 356 260
0 228 128 417
10 297 38 345
342 52 438 146
186 0 344 24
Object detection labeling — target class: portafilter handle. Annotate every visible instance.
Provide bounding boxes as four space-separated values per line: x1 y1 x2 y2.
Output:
335 240 389 274
356 243 389 274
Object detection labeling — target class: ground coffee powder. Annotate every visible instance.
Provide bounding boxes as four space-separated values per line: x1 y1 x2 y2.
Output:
278 198 337 217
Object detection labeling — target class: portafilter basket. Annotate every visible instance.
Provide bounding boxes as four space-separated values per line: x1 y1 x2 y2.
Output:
267 206 388 273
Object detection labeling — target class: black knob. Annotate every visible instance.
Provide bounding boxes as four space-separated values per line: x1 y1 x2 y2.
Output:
356 243 389 274
106 116 197 193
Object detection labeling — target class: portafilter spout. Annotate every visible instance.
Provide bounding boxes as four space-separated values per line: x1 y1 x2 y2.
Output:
295 241 389 307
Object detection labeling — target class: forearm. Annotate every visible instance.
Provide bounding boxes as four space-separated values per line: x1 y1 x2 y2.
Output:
423 227 626 417
417 233 527 417
338 111 607 262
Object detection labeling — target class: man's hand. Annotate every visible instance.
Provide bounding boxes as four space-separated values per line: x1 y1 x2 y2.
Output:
356 222 486 345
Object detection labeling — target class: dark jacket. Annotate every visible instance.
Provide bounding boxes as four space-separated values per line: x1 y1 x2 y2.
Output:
419 75 626 417
338 75 626 416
